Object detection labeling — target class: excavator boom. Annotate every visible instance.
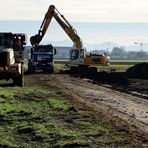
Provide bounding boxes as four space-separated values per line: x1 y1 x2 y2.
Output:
30 5 83 48
30 5 110 66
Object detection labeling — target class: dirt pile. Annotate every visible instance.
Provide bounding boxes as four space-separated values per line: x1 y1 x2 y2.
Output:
62 63 148 85
126 63 148 79
66 67 128 85
93 72 128 85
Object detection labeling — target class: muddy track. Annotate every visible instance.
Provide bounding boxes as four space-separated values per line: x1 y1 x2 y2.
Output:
25 74 148 145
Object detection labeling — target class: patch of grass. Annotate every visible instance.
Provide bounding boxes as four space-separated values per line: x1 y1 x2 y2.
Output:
54 63 66 72
97 65 133 72
0 138 19 148
48 98 73 111
0 86 136 147
110 59 148 62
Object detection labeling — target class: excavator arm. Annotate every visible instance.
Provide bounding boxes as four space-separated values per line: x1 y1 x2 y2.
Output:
30 5 83 48
30 5 110 66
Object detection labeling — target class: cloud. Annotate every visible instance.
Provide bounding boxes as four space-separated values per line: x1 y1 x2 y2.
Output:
0 0 148 22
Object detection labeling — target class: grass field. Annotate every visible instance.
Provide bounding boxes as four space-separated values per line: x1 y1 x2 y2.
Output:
110 59 148 62
0 86 136 147
54 63 132 72
96 65 132 72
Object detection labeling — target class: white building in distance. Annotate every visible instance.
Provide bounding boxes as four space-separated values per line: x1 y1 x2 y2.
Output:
53 46 72 59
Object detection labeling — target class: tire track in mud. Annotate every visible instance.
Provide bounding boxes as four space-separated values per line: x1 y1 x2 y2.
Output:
25 74 148 144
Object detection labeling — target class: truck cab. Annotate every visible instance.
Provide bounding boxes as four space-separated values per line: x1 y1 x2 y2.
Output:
28 44 56 73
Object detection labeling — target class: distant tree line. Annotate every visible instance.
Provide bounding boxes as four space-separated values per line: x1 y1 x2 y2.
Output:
110 47 148 59
91 46 148 59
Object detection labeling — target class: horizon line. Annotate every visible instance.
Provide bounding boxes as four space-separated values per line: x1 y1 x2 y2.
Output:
0 20 148 24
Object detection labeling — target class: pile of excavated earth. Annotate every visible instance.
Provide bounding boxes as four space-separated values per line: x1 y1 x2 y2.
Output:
64 63 148 85
126 63 148 79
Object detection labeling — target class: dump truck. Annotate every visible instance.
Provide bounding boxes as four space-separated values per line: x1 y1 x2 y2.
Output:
0 32 26 86
28 44 56 73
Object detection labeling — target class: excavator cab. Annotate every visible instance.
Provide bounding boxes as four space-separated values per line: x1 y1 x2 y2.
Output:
70 48 85 65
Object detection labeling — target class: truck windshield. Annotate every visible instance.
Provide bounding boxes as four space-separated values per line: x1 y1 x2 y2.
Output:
34 54 53 62
0 33 13 48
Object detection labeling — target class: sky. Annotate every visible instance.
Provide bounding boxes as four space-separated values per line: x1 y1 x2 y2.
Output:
0 0 148 47
0 0 148 22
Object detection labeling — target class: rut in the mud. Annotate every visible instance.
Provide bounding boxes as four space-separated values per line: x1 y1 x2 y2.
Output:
24 74 148 146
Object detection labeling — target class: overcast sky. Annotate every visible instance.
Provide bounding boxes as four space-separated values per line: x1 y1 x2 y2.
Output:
0 0 148 47
0 0 148 22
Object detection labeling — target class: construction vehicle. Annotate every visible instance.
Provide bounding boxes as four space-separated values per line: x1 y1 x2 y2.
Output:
28 44 56 73
0 32 26 86
30 5 110 72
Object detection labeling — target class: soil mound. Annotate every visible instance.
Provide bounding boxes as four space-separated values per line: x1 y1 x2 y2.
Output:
93 72 128 85
63 67 128 85
126 63 148 79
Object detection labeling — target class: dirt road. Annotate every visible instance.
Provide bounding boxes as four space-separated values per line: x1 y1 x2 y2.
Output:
25 74 148 144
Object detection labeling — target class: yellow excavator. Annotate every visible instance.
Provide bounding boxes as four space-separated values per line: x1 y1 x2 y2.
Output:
30 5 110 69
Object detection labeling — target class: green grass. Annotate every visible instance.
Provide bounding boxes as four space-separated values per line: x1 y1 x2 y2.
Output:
96 65 133 72
0 86 136 147
99 59 148 72
54 63 132 72
54 63 66 72
110 59 148 62
54 59 148 73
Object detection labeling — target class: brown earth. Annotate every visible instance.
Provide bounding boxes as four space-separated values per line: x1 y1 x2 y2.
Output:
25 73 148 146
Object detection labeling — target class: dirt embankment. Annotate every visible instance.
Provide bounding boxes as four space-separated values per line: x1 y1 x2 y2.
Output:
62 63 148 98
25 74 148 146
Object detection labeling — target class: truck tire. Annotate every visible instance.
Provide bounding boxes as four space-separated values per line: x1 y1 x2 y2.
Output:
50 68 54 73
13 64 24 87
28 66 33 74
13 74 24 87
48 68 54 73
28 62 34 74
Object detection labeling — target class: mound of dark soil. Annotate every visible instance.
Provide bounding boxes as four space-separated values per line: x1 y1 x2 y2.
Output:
63 67 128 85
126 63 148 79
94 72 128 85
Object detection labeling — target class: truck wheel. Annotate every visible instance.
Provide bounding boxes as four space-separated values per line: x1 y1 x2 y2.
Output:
13 74 24 87
28 61 34 74
49 69 54 73
18 74 24 87
28 63 31 73
13 65 24 87
20 74 24 87
28 66 32 74
28 65 34 74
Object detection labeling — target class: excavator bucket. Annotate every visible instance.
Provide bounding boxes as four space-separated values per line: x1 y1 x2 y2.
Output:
30 34 42 46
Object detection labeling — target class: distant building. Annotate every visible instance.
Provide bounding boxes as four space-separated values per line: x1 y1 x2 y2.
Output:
111 47 127 59
91 50 107 55
54 46 72 59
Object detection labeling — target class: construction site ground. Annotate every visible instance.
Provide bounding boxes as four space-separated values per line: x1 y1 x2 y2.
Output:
0 71 148 147
25 73 148 146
